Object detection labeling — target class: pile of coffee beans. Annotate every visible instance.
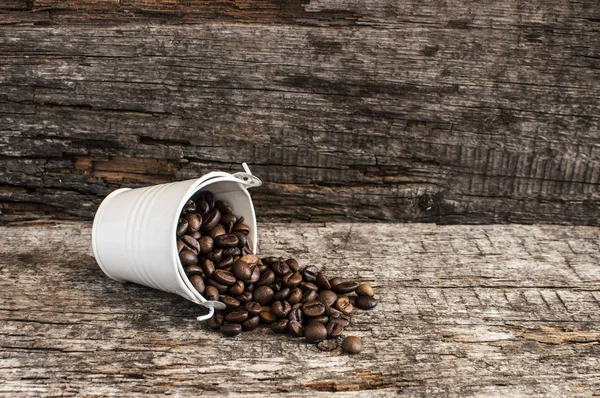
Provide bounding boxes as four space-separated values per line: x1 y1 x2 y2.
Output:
176 191 377 354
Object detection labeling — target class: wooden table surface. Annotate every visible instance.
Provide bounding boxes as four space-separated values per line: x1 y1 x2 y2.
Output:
1 221 599 396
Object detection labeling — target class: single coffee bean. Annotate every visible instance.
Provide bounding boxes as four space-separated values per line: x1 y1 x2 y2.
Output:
185 265 204 277
305 322 327 343
316 272 331 290
326 320 344 338
179 250 198 266
221 212 237 226
309 315 329 325
207 311 224 329
288 320 304 337
240 254 259 266
182 234 201 254
244 302 262 316
177 239 185 253
223 247 241 258
248 265 261 284
258 264 268 274
213 270 237 286
235 291 253 304
325 304 343 318
232 231 246 248
303 301 326 317
182 199 196 214
225 309 249 324
204 285 220 301
342 336 363 354
215 200 233 214
329 312 351 327
207 248 223 262
191 231 201 240
219 295 240 310
241 315 260 331
335 296 354 315
225 221 234 234
272 300 292 318
215 234 239 249
201 259 216 278
355 296 377 310
220 323 242 337
202 208 221 231
286 258 300 272
301 282 319 292
189 274 205 294
255 270 275 288
329 277 343 289
287 288 303 305
355 284 375 297
198 191 215 209
253 286 274 305
232 223 250 234
184 213 202 233
177 218 189 237
196 199 210 216
208 224 226 239
333 281 360 294
301 290 318 303
259 309 277 324
271 319 289 333
216 257 234 269
232 259 252 281
283 272 302 288
261 257 280 265
302 266 319 283
288 303 304 323
198 236 214 255
272 261 291 277
229 280 245 296
274 287 291 301
317 290 338 307
208 279 229 294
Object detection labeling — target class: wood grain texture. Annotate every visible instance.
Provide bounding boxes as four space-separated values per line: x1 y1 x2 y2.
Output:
1 1 600 225
1 221 600 396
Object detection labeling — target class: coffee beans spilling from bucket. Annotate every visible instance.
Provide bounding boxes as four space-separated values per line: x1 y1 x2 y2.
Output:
177 191 377 354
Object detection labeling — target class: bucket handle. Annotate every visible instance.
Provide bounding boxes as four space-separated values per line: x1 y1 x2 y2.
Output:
232 163 262 188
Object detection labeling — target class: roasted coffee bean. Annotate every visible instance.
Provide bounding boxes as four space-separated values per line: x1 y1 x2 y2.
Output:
220 323 242 337
305 322 327 343
317 290 338 307
302 266 319 283
272 300 292 318
309 315 329 325
240 254 259 266
232 223 250 234
202 208 221 231
342 336 363 354
245 283 255 293
335 296 354 315
204 285 220 301
207 311 224 329
271 319 289 333
326 320 344 338
248 266 261 284
208 224 226 239
325 304 343 318
207 248 223 262
199 191 215 209
232 231 246 247
301 290 318 303
274 288 291 301
329 312 351 327
213 270 236 285
285 258 300 272
272 281 283 293
303 301 326 318
253 286 274 305
179 250 198 266
177 239 185 253
225 309 249 324
259 308 277 324
182 199 196 214
315 272 331 290
258 264 268 274
196 199 210 216
287 288 303 305
355 296 377 310
235 291 253 304
215 200 233 214
223 247 241 258
288 320 303 337
201 259 216 278
216 257 234 270
225 221 234 234
229 280 245 296
189 274 205 294
191 231 201 240
177 218 189 237
256 270 275 288
232 259 252 281
272 261 290 277
198 236 214 255
220 212 237 226
282 272 302 287
184 213 202 233
219 295 240 310
261 256 280 265
355 284 374 297
215 234 239 249
288 303 304 323
182 235 201 254
244 302 262 316
301 282 319 292
185 265 204 277
329 277 343 289
241 315 260 331
333 281 359 294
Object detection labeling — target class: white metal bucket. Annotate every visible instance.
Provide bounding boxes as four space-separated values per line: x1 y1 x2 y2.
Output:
91 163 262 321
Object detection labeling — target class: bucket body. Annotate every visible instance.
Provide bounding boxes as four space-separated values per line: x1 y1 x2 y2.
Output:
91 166 262 316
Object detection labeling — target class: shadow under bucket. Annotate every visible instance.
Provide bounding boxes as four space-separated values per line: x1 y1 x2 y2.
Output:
91 163 262 321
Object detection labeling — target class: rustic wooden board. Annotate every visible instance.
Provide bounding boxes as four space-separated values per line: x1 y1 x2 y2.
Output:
1 221 599 396
1 1 600 225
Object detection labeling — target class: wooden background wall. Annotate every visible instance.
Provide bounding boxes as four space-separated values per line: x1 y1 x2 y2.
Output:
1 0 599 225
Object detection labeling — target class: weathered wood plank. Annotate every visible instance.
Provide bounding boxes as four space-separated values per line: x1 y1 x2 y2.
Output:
1 222 599 396
1 1 599 225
